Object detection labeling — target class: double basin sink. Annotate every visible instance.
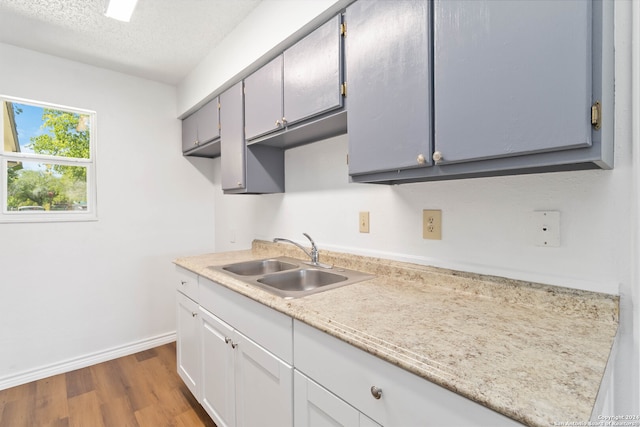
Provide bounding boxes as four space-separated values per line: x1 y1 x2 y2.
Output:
209 256 374 299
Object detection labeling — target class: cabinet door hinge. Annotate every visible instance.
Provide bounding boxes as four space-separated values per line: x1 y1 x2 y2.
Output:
340 22 347 37
341 82 347 97
591 101 601 130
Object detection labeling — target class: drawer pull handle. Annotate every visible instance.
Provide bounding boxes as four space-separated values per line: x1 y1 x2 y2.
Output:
370 386 382 399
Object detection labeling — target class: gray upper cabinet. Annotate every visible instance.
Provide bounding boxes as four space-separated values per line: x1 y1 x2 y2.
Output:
244 14 346 148
433 0 592 165
221 81 285 194
181 113 198 152
244 56 284 142
181 97 220 158
346 0 431 177
348 0 612 184
283 14 343 126
221 83 246 191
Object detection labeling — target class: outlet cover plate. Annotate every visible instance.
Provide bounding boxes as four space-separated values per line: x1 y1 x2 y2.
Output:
533 211 560 247
359 211 370 233
423 210 442 240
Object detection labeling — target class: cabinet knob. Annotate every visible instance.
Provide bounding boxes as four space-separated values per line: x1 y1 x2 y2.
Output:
370 386 383 399
180 280 187 286
191 312 197 317
231 342 238 349
275 119 282 127
225 337 231 345
432 151 443 164
237 182 242 187
193 140 199 146
282 117 287 125
417 154 426 165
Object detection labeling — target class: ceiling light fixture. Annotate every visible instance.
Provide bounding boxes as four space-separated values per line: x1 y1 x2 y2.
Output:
104 0 139 22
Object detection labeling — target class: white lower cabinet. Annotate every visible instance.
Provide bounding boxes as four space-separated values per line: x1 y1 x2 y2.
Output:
176 291 200 400
234 328 293 427
200 306 293 427
176 268 521 427
294 371 380 427
176 273 294 427
200 307 235 427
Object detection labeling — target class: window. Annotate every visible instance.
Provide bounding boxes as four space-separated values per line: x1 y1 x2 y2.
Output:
1 96 97 222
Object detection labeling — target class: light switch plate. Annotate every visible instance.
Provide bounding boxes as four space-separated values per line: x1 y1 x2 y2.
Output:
359 212 370 233
533 211 560 247
423 210 442 240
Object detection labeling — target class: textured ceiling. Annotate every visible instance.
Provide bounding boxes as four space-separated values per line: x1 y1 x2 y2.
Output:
0 0 262 84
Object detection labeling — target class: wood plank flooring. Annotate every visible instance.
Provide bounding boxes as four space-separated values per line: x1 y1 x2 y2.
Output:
0 342 216 427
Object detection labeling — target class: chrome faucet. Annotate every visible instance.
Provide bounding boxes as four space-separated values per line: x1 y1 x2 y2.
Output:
273 233 331 268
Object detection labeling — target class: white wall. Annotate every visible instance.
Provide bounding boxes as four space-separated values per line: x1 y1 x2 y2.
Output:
214 135 628 293
179 0 638 417
0 43 216 388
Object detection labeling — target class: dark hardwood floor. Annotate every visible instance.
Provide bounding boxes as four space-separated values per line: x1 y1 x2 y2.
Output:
0 342 216 427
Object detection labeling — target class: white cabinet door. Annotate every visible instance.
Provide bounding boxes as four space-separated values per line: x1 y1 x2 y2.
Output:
200 307 236 427
176 292 200 400
294 371 380 427
235 330 293 427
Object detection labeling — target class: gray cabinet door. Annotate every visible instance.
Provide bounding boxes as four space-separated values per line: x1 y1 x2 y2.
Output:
196 97 220 144
181 113 198 153
347 0 431 176
434 0 592 164
244 56 283 141
182 97 219 154
221 82 246 191
283 15 343 126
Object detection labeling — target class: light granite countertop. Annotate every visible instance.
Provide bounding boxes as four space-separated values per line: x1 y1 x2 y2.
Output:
174 240 619 427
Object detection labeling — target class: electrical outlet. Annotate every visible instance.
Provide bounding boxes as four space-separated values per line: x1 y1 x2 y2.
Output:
423 210 442 240
533 211 560 247
359 211 370 233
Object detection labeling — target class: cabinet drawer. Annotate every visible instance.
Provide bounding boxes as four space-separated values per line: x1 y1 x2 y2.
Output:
199 276 293 364
176 266 198 301
294 320 521 426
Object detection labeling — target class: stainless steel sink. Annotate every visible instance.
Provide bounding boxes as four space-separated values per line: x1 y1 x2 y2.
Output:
210 256 374 299
222 258 298 276
258 269 347 292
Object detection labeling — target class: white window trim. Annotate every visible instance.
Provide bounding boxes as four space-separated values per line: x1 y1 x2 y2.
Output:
0 95 98 223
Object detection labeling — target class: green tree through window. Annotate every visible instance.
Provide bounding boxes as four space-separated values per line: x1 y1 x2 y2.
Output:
28 108 90 181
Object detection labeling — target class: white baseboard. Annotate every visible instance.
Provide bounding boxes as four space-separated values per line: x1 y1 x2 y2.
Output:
0 331 176 391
